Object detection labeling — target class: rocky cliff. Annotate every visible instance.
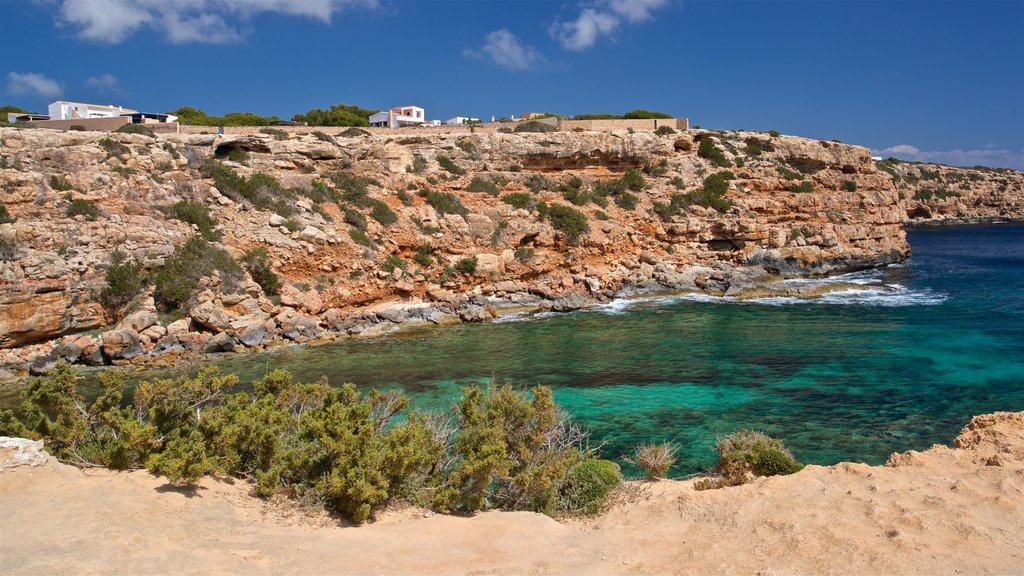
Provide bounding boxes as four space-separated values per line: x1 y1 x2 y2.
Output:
0 126 1019 371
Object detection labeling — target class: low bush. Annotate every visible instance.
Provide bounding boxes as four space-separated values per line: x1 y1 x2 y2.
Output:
454 256 478 274
410 155 428 173
913 188 959 201
467 176 500 196
241 247 279 295
631 442 678 479
340 127 371 137
99 138 130 158
349 228 372 247
654 125 676 136
743 142 763 156
545 204 589 245
0 204 15 224
153 236 243 311
841 180 858 192
202 162 295 217
100 249 145 311
369 200 398 226
49 175 73 191
259 127 287 140
557 459 621 516
115 123 156 137
66 199 100 220
615 191 638 210
514 120 557 133
397 190 413 206
69 125 86 131
164 200 219 240
788 181 814 193
514 247 534 262
501 192 534 209
381 254 405 273
643 158 669 177
413 245 434 267
437 156 465 175
420 189 468 218
344 208 368 230
768 130 781 137
695 430 802 490
698 139 732 168
0 235 18 261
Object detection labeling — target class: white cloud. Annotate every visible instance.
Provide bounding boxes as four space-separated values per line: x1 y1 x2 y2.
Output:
54 0 378 44
464 29 544 71
85 73 122 94
873 144 1024 171
552 0 669 51
6 71 63 98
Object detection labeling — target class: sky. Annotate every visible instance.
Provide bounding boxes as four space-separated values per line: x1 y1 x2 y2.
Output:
1 0 1022 169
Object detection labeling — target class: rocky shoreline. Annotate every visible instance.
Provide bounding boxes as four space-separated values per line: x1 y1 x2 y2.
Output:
1 126 1020 378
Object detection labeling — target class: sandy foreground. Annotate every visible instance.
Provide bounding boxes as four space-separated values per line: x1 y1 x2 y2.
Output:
2 412 1022 576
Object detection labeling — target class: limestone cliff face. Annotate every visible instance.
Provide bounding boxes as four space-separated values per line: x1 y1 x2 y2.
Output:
878 159 1024 223
0 126 1018 367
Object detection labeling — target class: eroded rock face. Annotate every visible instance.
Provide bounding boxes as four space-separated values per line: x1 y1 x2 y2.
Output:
0 125 1019 367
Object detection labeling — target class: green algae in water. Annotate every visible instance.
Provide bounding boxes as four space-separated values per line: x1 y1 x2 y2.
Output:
7 224 1024 478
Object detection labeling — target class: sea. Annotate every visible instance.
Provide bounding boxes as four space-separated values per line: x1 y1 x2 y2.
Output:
4 223 1023 477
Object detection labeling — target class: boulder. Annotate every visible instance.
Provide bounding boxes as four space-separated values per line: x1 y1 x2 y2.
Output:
204 331 236 353
29 353 58 375
238 325 268 347
53 341 83 363
458 304 494 323
166 318 192 336
101 329 143 360
474 253 504 274
552 290 587 312
189 301 233 332
119 310 158 333
280 316 320 341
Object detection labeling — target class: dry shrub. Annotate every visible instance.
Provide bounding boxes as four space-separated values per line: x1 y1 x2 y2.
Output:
631 442 678 479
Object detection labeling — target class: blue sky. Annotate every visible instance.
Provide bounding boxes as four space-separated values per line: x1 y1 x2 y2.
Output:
1 0 1022 169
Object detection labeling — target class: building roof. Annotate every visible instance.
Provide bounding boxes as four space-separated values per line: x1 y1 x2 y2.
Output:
51 100 138 114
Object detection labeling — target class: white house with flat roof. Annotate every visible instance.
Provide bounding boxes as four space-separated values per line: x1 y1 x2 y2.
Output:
369 106 426 128
48 101 138 121
443 116 480 126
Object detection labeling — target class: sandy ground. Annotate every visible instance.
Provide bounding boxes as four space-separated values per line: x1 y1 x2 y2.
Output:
2 412 1022 576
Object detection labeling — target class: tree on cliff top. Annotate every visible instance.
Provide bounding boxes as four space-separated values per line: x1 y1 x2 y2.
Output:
291 104 379 127
169 106 280 126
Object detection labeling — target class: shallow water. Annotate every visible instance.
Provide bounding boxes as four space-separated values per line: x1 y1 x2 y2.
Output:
6 224 1024 476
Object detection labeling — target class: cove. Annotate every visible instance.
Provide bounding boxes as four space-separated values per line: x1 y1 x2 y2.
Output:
7 224 1024 477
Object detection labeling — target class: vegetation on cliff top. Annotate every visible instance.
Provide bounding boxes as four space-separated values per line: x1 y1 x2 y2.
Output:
0 363 622 523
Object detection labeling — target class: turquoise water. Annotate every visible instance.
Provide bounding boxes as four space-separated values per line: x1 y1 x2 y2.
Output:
6 224 1024 476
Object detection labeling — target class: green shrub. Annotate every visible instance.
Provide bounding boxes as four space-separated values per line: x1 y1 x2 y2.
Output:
622 109 673 119
410 155 428 173
421 190 468 218
788 181 814 193
242 247 280 295
349 228 372 247
695 429 803 489
66 199 100 220
643 158 669 177
654 125 676 136
501 192 533 209
49 175 73 191
768 130 781 137
413 245 434 267
434 385 586 513
312 131 334 143
455 256 478 274
369 200 398 226
557 459 621 516
259 127 287 140
115 123 156 137
545 204 589 245
344 208 368 230
381 254 405 273
914 188 959 201
631 442 678 479
291 104 377 127
437 156 465 175
467 176 500 196
98 138 130 158
743 142 763 156
226 148 250 163
397 190 413 206
283 218 301 233
153 236 243 311
0 204 14 224
841 180 857 192
514 120 557 133
615 192 638 210
0 235 19 261
69 125 86 131
202 162 295 217
698 139 732 168
776 166 803 180
523 174 550 193
164 200 219 240
514 247 534 262
100 249 145 311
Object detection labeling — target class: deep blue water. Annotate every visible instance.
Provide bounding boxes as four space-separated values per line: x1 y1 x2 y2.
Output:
6 224 1023 476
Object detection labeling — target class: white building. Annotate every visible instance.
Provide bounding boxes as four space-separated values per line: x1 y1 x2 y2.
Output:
443 116 480 126
48 101 138 121
368 106 426 128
